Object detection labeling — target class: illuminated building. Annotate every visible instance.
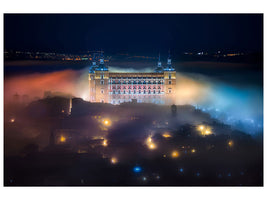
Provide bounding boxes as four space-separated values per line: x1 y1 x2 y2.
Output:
89 52 177 105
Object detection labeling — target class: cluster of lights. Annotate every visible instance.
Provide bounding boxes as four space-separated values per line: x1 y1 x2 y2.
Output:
146 135 157 150
197 125 213 136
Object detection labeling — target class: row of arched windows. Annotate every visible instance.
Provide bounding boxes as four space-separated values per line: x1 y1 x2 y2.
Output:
112 86 161 90
111 81 163 84
112 90 161 94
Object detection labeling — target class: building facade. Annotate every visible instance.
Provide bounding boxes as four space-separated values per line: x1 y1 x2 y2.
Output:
89 53 176 105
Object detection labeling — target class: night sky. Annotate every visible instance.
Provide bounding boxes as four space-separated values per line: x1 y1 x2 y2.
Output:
4 14 263 54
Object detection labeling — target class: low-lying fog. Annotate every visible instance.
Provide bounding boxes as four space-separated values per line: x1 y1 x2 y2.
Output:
4 60 263 135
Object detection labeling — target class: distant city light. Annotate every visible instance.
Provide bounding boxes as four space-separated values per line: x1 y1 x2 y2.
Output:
110 157 118 164
198 125 204 131
103 119 111 126
103 139 108 147
10 118 15 123
197 125 213 136
171 151 179 158
147 136 152 143
191 149 196 153
149 143 156 150
228 140 234 147
162 132 172 138
179 168 184 173
146 135 157 150
60 135 66 143
205 129 212 135
133 166 142 173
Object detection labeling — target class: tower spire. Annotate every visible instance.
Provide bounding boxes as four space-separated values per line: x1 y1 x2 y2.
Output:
154 52 163 72
167 49 171 65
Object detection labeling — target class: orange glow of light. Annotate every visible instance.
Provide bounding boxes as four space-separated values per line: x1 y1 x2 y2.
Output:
146 135 157 150
162 133 172 138
149 143 156 150
191 149 196 153
60 135 66 143
147 136 152 143
10 118 15 123
205 129 212 135
103 119 111 126
171 151 179 158
110 157 118 164
228 140 234 147
103 139 108 147
197 125 213 136
4 70 85 104
198 125 204 131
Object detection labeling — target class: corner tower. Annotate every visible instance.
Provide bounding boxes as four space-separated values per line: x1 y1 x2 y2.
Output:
89 52 109 103
163 51 176 104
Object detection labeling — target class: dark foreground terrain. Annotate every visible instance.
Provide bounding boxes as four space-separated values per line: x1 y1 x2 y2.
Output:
4 97 263 186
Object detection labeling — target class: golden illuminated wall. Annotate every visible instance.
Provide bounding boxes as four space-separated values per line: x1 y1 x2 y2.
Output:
164 71 176 105
89 73 96 102
89 71 109 103
89 71 177 104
